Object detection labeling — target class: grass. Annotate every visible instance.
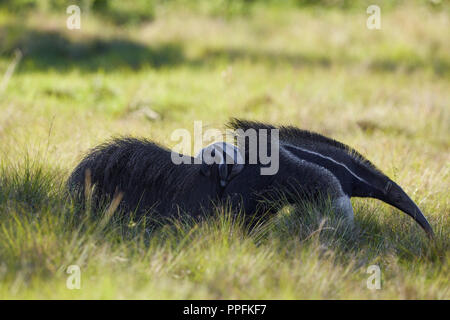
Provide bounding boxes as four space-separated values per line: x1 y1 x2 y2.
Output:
0 1 449 299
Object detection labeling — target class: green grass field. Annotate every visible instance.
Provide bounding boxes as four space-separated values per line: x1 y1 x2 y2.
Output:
0 1 449 299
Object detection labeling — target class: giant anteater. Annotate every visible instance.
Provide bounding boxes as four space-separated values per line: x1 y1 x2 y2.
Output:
67 119 433 237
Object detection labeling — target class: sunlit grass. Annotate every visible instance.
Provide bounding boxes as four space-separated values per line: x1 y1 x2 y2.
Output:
0 2 448 299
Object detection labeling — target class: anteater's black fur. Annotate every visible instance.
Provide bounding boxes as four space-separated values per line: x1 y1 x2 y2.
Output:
68 119 434 236
68 137 224 217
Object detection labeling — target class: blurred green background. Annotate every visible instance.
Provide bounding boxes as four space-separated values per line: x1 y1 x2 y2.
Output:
0 0 448 299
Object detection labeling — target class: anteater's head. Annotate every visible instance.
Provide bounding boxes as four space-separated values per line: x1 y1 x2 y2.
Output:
381 181 434 238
